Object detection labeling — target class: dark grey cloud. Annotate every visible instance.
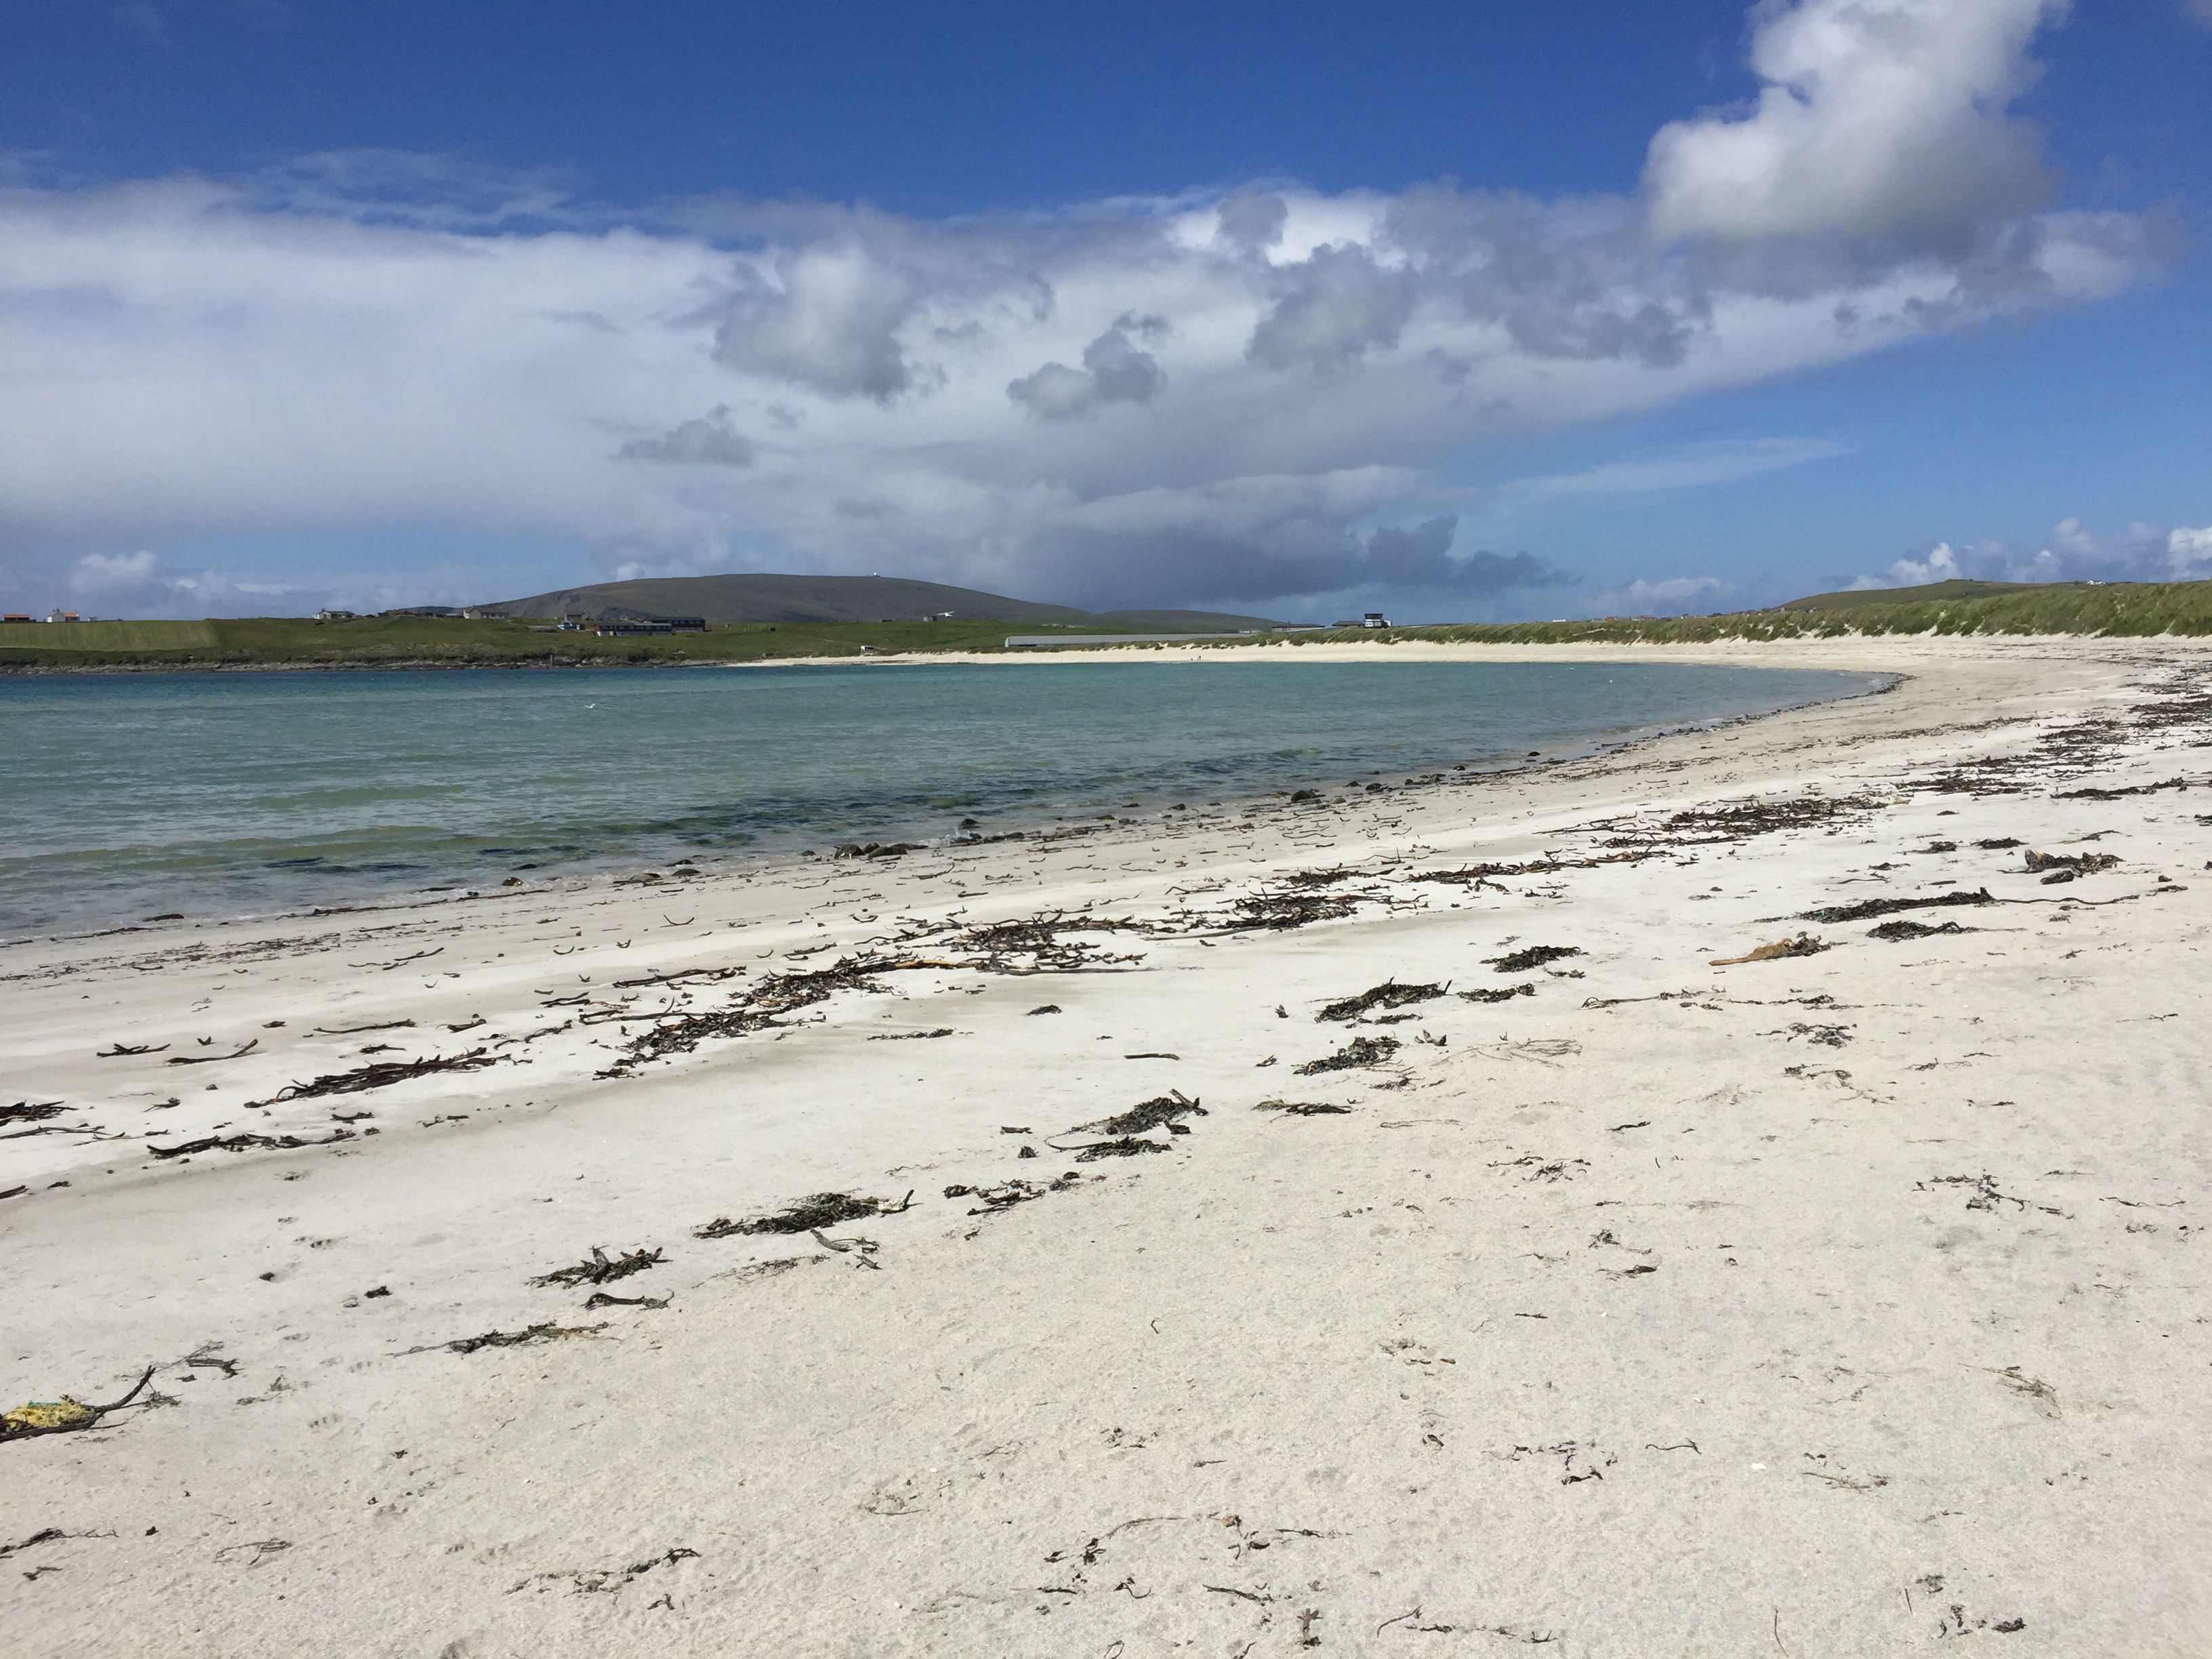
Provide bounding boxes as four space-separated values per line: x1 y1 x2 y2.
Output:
616 407 754 466
1247 245 1417 371
1008 314 1167 420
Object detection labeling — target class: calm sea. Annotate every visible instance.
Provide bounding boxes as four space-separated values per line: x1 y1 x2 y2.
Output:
0 659 1883 934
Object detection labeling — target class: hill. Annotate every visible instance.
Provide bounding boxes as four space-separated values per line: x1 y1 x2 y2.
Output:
494 573 1277 631
1777 577 2087 611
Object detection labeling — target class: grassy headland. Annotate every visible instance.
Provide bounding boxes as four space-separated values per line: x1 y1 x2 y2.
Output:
0 613 1175 670
7 577 2211 670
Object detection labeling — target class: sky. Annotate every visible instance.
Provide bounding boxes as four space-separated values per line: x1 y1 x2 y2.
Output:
1 0 2209 623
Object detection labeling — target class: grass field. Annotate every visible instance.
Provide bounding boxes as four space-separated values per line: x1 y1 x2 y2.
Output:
0 614 1167 669
7 578 2212 670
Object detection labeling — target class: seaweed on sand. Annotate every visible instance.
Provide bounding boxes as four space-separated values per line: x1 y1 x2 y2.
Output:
1316 981 1446 1022
694 1191 912 1240
1869 919 1968 941
1797 888 1994 925
1294 1036 1402 1075
531 1246 665 1289
943 1173 1084 1214
1483 945 1582 973
1078 1091 1206 1136
246 1049 501 1107
1460 983 1536 1004
1255 1100 1352 1116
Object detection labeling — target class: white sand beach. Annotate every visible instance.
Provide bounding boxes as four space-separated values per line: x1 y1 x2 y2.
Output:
5 634 2210 1657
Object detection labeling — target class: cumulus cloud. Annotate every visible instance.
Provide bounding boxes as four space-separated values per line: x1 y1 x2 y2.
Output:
617 407 755 466
1008 314 1168 419
69 549 160 593
1854 516 2212 589
712 243 919 401
0 0 2171 619
1247 245 1417 371
1646 0 2064 245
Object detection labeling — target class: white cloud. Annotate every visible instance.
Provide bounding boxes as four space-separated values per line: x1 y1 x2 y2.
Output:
0 0 2169 619
1647 0 2064 243
2187 0 2212 30
68 549 159 593
2169 525 2212 573
1853 516 2212 590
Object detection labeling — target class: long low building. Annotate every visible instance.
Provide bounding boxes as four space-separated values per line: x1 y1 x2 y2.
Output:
1002 631 1267 648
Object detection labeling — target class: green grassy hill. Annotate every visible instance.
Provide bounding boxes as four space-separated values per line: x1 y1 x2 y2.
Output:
1776 577 2080 611
0 613 1168 670
9 577 2212 670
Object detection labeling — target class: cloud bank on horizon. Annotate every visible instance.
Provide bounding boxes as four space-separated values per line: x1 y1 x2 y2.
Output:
1 0 2198 620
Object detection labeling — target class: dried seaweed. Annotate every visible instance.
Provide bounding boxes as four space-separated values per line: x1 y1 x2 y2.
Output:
1797 888 1993 924
1070 1136 1172 1161
1225 891 1361 930
1710 935 1826 966
1593 792 1882 846
147 1128 360 1158
247 1048 501 1107
943 1173 1083 1215
1071 1091 1206 1137
166 1038 258 1066
1869 918 1968 941
1295 1036 1402 1074
695 1190 909 1239
2025 849 2119 876
1 1101 65 1126
1256 1100 1352 1116
1483 945 1581 973
1316 981 1445 1021
435 1322 605 1356
2054 776 2190 801
1458 983 1536 1005
531 1246 665 1289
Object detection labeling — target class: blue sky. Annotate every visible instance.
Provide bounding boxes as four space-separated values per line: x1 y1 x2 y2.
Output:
2 0 2208 620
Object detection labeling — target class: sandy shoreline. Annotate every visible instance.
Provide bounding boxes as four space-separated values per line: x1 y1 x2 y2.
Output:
5 634 2210 1656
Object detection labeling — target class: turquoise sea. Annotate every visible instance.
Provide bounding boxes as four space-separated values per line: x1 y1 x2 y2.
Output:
0 659 1883 933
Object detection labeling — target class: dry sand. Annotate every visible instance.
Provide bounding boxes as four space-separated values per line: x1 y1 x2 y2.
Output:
4 635 2209 1657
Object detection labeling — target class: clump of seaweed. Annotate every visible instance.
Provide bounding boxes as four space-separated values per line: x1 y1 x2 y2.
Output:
1798 888 1992 924
1295 1036 1402 1075
1079 1091 1206 1136
531 1246 665 1289
1869 918 1968 941
1070 1136 1173 1162
695 1191 911 1240
1459 983 1536 1005
247 1049 501 1108
1227 891 1361 930
147 1128 361 1159
1255 1100 1352 1116
435 1323 605 1357
1316 981 1445 1022
1483 945 1582 973
943 1174 1083 1214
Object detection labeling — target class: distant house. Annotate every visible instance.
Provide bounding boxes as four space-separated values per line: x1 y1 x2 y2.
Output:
44 609 79 623
1 613 30 624
458 607 507 621
1361 613 1390 628
316 608 357 621
379 606 459 618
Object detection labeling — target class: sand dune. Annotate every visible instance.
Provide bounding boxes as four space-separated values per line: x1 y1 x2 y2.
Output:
5 634 2209 1657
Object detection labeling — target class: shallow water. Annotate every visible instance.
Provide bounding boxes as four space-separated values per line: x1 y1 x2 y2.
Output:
0 658 1882 933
